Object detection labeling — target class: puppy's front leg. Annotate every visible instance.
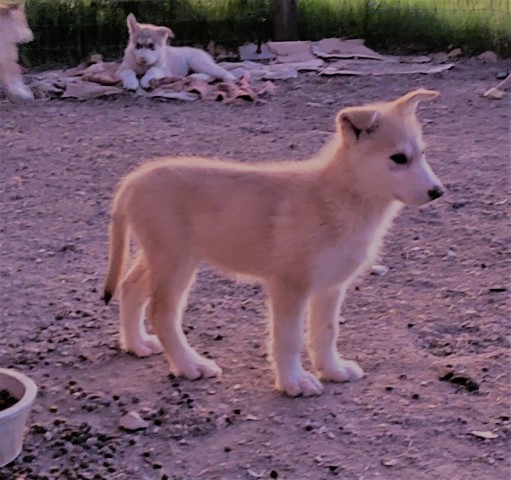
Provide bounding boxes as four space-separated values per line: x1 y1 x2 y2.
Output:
308 285 364 382
1 63 34 101
140 67 165 89
5 79 34 101
268 282 323 397
118 68 140 91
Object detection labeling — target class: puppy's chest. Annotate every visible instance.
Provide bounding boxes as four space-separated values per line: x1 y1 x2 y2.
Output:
311 230 378 288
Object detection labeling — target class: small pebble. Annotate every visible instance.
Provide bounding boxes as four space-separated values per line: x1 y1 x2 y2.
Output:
371 264 389 276
119 411 148 431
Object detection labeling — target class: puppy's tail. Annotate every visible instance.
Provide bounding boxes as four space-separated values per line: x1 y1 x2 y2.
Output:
103 205 128 305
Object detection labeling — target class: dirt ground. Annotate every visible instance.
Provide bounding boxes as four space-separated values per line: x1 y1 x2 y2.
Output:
1 57 510 480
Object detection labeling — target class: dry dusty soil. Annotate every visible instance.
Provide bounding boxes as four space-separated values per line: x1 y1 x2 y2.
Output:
1 57 510 480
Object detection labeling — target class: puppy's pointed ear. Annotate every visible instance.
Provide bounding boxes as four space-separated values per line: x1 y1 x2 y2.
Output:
394 89 439 115
127 13 139 35
336 107 380 143
157 26 174 42
0 2 21 15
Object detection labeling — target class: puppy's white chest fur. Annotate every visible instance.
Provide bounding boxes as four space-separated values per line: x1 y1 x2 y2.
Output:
312 236 370 289
311 204 401 290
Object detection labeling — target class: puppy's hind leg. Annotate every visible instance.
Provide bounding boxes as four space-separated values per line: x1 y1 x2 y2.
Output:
188 51 236 82
308 285 364 382
267 281 323 397
148 256 222 380
119 253 163 357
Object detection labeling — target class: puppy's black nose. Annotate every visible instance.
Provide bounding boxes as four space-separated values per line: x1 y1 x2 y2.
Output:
428 186 444 200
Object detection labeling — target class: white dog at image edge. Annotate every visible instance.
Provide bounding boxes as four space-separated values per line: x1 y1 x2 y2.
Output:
104 90 445 397
0 0 34 100
117 13 235 91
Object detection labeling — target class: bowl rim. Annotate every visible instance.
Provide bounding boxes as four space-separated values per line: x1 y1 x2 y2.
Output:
0 368 38 420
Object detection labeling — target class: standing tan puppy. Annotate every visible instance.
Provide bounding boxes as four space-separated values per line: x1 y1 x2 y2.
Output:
0 0 33 100
104 90 444 397
117 13 235 91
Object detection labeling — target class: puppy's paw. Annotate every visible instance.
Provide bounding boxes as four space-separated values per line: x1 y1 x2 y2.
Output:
124 335 163 358
277 370 324 397
318 359 365 383
139 75 152 90
8 84 34 101
173 356 222 380
222 71 236 83
123 77 140 91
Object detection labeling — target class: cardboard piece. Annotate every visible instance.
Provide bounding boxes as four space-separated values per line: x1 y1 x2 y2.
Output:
61 80 124 99
320 60 454 76
312 38 384 60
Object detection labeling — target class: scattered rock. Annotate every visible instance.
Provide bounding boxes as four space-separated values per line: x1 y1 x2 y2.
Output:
470 430 499 439
477 51 498 63
483 88 505 100
447 48 463 58
119 411 149 431
247 469 265 478
371 264 389 276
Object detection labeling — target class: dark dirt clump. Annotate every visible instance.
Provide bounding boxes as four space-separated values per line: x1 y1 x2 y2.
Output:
0 389 18 411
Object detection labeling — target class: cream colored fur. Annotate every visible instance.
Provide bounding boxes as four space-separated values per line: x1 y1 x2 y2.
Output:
0 1 33 100
104 90 444 397
117 13 235 91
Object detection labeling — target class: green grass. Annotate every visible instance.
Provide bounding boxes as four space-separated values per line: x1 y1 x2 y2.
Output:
21 0 511 67
298 0 510 53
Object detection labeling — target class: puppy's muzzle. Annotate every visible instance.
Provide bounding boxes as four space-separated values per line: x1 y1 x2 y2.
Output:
427 186 444 201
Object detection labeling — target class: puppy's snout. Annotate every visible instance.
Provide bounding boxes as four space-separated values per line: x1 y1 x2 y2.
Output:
21 30 33 43
428 186 444 201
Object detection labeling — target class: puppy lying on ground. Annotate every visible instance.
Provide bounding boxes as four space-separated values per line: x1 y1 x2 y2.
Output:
0 0 33 100
117 13 235 91
104 90 444 397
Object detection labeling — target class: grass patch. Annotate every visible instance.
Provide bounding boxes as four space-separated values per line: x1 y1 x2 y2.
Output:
21 0 511 67
298 0 510 54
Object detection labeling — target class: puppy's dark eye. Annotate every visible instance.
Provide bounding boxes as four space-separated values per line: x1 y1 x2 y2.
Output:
147 43 155 51
135 43 143 50
390 153 408 165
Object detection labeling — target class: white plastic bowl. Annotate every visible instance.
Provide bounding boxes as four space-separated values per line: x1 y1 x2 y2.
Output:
0 368 38 467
